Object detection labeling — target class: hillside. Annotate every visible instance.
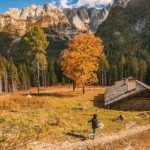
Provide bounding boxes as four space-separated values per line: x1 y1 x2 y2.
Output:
96 0 150 84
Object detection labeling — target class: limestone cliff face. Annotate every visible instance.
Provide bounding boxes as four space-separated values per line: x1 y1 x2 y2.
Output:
0 1 130 39
64 6 111 33
0 4 70 37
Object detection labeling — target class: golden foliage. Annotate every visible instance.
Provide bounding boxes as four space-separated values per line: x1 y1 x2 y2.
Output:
60 34 105 86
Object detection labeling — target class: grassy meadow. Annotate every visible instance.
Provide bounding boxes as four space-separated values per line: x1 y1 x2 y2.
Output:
0 86 150 149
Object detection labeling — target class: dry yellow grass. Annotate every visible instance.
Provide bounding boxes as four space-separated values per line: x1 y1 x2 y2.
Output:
0 85 149 149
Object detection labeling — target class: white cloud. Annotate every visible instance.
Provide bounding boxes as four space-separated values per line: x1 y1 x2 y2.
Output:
59 0 113 8
76 0 113 7
60 0 71 8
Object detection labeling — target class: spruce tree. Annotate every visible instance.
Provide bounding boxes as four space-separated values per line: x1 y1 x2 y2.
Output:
48 59 57 85
0 56 4 94
0 55 9 94
111 64 118 84
139 60 147 81
120 55 126 79
18 64 30 90
8 61 20 92
24 26 49 93
131 57 139 79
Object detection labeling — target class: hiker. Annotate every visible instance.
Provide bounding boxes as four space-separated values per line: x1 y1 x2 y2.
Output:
88 114 99 139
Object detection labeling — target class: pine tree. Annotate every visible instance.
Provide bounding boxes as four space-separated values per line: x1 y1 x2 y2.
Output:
55 60 63 83
48 59 57 85
18 64 30 90
2 57 9 93
62 76 66 85
24 26 49 93
0 55 9 94
120 55 126 79
131 57 139 79
139 60 147 81
110 64 118 84
8 61 20 92
0 56 3 94
98 56 109 86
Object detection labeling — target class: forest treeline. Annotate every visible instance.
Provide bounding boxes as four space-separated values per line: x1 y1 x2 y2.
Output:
0 0 150 94
96 0 150 85
0 27 106 94
0 27 67 94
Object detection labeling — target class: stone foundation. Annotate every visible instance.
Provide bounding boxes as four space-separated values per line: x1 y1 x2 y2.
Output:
109 98 150 111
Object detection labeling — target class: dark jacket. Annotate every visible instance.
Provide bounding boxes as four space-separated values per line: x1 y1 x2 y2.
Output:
89 118 99 129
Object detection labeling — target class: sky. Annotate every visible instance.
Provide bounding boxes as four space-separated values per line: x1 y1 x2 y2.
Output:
0 0 113 13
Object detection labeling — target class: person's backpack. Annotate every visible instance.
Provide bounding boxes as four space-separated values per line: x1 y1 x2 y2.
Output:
96 120 100 128
93 119 99 128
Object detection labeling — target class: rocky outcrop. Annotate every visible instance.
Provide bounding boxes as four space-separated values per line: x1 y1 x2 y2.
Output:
113 0 130 8
0 3 112 39
0 4 70 37
64 6 111 33
0 0 130 39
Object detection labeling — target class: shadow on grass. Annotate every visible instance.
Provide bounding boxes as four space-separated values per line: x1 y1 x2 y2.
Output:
92 94 105 108
23 92 77 98
66 132 87 141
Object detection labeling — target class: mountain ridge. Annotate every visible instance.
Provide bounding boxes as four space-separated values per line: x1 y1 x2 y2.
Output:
96 0 150 84
0 0 129 39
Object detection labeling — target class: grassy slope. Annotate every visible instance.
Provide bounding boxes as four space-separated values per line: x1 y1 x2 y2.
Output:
0 86 149 149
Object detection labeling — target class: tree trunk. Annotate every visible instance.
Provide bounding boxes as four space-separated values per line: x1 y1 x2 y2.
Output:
98 68 101 86
102 66 104 86
44 70 47 88
140 71 144 82
4 73 8 93
104 71 107 86
41 67 44 92
37 60 40 94
24 82 27 91
0 76 2 94
12 77 17 93
122 65 124 79
69 79 71 89
82 84 85 94
136 71 138 79
73 82 76 92
41 68 44 87
11 75 14 92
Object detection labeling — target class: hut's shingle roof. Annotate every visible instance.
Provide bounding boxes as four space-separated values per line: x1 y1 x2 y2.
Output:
104 79 150 106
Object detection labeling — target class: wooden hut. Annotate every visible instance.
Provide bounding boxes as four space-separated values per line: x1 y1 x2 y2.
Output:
104 77 150 111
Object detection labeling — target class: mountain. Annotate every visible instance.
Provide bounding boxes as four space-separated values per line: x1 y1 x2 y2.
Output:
0 0 131 39
0 4 111 39
97 0 150 50
64 5 111 33
0 4 70 38
96 0 150 84
113 0 130 8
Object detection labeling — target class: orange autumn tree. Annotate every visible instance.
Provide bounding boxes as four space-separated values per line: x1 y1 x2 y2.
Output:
60 34 106 94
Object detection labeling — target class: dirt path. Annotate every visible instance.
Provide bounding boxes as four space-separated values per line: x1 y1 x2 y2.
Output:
31 124 150 150
94 129 150 150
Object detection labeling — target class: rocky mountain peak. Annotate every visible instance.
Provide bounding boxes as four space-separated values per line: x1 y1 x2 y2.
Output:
113 0 130 8
0 4 69 37
64 6 111 33
0 3 111 39
4 4 64 20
